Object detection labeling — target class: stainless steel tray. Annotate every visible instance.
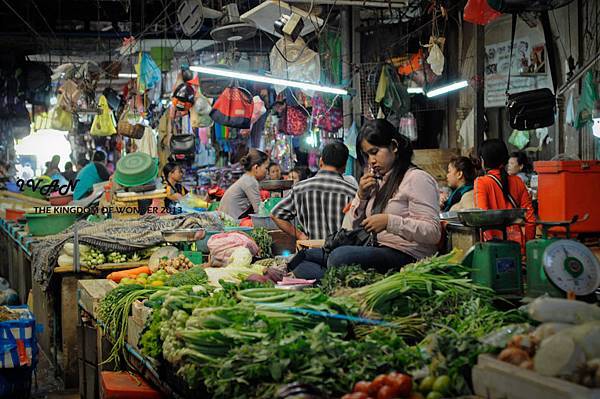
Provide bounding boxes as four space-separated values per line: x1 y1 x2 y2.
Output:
457 208 526 228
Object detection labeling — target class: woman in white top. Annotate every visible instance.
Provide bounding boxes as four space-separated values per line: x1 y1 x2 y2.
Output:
219 149 269 219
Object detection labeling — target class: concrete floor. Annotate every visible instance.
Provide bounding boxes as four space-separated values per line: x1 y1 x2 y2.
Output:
31 347 79 399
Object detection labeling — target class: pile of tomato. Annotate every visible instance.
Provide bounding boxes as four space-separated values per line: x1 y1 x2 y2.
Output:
341 372 423 399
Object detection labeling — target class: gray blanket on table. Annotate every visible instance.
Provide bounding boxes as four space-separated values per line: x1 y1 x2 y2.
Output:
31 212 223 290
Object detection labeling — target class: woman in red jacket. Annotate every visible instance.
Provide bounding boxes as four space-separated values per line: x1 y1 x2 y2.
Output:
474 139 535 247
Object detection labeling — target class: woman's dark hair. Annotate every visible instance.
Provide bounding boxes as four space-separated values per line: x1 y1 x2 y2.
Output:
510 151 532 173
163 162 181 180
92 150 106 162
479 138 510 201
357 119 413 209
449 156 478 185
268 161 279 170
240 149 268 172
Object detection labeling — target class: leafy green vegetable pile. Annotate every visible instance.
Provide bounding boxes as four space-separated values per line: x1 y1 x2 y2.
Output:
101 250 528 398
248 227 273 259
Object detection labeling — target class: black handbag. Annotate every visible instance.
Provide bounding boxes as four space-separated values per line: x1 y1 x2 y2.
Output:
323 227 375 255
170 134 196 162
487 0 574 13
505 14 556 130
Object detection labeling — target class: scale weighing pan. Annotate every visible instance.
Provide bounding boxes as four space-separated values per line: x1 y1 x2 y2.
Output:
457 208 526 227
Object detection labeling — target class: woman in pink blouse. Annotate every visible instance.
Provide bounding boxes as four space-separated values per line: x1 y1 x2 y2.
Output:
290 119 441 279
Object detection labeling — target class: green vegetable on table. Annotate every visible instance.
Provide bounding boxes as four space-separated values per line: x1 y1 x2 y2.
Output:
249 228 272 259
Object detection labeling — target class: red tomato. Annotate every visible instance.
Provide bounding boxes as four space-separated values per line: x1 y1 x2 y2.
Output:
392 374 413 397
377 385 395 399
369 375 388 396
353 381 371 394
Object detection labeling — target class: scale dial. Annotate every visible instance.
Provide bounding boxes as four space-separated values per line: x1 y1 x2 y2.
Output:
543 240 600 295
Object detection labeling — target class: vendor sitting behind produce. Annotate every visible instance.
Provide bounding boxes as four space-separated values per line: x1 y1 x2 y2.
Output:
289 119 441 279
507 151 532 185
163 162 189 209
219 149 269 219
440 156 477 212
271 142 357 240
474 139 535 244
268 161 282 180
73 150 111 200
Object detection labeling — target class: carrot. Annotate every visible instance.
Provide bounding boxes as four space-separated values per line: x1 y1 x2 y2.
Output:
107 266 151 282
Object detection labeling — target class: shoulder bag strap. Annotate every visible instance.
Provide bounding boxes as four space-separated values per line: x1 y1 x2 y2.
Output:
506 13 518 98
487 173 518 208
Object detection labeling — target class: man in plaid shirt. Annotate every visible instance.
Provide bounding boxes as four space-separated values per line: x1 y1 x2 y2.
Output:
270 142 357 240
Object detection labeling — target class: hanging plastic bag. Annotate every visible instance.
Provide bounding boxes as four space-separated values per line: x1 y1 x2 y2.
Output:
575 71 599 129
508 129 530 150
135 52 161 93
49 98 73 131
425 37 445 76
566 91 575 127
33 111 51 131
399 112 418 141
376 65 410 121
464 0 502 25
344 122 358 159
270 37 320 95
90 95 116 136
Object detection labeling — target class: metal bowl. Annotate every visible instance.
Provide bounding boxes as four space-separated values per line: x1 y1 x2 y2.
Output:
457 208 526 228
162 228 205 243
260 179 294 191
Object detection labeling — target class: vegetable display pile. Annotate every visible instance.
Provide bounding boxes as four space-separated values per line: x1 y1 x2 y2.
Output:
249 227 273 259
57 242 152 268
493 296 600 388
102 250 537 398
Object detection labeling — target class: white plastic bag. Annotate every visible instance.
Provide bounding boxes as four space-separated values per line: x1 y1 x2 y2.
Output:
399 112 418 141
270 37 320 95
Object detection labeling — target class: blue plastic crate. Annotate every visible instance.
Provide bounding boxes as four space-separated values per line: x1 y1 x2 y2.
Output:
0 305 38 369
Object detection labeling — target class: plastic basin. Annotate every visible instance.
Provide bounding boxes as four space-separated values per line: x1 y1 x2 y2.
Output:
114 153 158 187
250 214 278 230
25 213 76 236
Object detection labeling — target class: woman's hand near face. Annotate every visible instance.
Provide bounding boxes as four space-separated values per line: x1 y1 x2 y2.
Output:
358 172 378 200
361 214 389 233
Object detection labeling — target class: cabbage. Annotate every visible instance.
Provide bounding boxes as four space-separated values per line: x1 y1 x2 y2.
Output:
227 247 253 268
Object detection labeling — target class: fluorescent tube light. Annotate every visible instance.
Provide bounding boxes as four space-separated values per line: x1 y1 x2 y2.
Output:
426 80 468 98
189 65 348 95
118 73 137 78
407 87 424 94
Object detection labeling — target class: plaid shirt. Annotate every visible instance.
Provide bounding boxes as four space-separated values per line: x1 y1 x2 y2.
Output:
271 170 357 239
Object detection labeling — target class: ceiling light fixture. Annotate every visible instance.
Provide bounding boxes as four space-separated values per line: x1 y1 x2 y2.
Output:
189 65 348 95
118 73 137 79
407 87 424 94
426 80 469 98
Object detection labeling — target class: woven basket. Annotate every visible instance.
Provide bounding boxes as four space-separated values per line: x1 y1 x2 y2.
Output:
117 107 145 139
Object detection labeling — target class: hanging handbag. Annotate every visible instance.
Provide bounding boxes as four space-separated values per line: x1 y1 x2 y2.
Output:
210 86 253 129
279 105 308 136
312 95 343 132
505 14 556 130
170 133 196 162
117 104 145 139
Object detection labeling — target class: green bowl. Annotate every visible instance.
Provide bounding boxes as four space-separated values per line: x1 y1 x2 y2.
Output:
114 153 158 187
25 213 76 236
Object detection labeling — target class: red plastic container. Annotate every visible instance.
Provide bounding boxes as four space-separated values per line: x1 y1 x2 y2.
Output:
100 371 162 399
534 160 600 233
5 209 26 221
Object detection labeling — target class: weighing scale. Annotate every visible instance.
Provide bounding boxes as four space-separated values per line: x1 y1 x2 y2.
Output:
460 209 525 296
526 215 600 298
161 229 206 264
